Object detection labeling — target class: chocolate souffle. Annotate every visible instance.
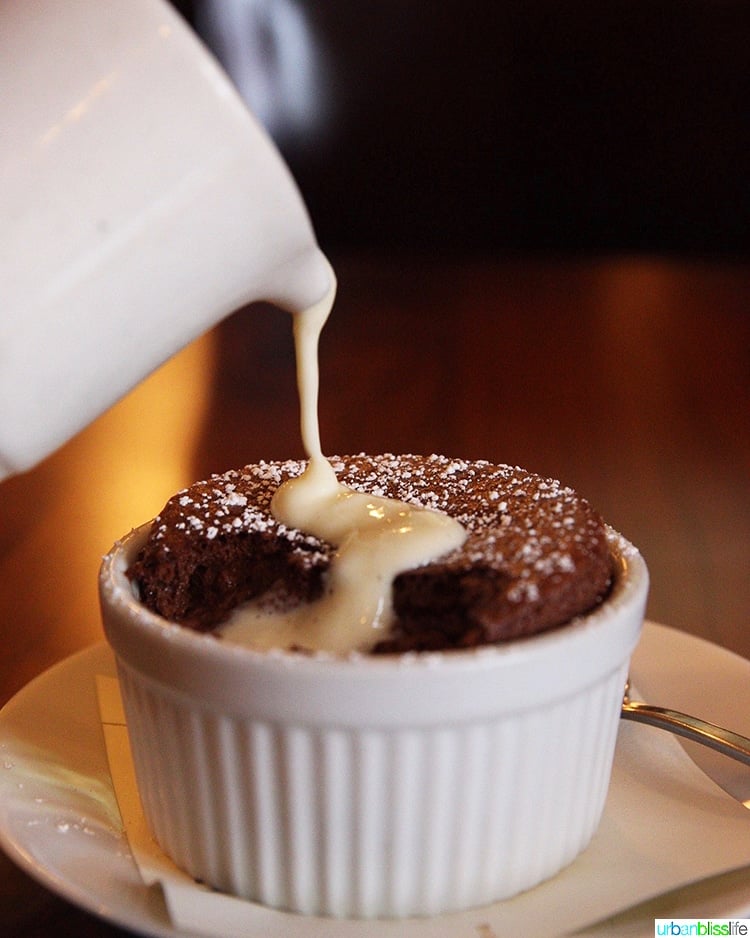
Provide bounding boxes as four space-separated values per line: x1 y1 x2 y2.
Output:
127 454 612 653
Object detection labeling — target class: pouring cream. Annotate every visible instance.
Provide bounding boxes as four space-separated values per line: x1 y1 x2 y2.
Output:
0 0 330 481
0 0 464 648
220 270 466 653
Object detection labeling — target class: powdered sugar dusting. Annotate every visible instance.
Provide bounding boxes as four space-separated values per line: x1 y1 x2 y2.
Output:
149 454 600 571
132 454 612 650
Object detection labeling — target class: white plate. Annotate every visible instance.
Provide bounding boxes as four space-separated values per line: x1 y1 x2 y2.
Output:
1 623 750 938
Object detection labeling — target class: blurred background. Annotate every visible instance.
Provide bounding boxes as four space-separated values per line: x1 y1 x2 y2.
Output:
174 0 750 255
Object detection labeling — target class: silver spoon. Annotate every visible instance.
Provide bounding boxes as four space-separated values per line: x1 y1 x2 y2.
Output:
621 680 750 766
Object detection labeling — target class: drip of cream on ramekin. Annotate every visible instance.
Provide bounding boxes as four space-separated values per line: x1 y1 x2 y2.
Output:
220 273 466 653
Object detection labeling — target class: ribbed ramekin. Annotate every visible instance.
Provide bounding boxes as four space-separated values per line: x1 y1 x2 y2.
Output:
99 524 648 918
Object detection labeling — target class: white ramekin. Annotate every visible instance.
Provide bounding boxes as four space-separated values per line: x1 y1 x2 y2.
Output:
99 524 648 918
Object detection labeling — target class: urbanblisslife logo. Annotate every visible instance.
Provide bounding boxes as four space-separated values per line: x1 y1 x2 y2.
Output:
655 921 750 936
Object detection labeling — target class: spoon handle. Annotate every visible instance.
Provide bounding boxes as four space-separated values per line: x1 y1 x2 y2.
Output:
621 701 750 766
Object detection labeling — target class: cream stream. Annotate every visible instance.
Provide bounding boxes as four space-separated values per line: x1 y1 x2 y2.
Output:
220 270 466 653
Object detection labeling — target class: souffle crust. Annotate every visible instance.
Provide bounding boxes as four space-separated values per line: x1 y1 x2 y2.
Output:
127 454 613 652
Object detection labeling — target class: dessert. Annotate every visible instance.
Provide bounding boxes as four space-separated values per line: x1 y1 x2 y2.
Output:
127 453 613 654
99 270 648 918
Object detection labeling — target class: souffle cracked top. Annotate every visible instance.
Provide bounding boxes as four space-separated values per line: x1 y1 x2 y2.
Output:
127 454 613 653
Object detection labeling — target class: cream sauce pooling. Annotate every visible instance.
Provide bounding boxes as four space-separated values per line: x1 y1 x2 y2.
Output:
219 272 466 653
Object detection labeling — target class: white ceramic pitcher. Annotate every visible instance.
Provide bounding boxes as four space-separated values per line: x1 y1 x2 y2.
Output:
0 0 332 480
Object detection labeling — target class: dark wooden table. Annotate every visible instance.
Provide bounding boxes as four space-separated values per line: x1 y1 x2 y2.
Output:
1 252 748 935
